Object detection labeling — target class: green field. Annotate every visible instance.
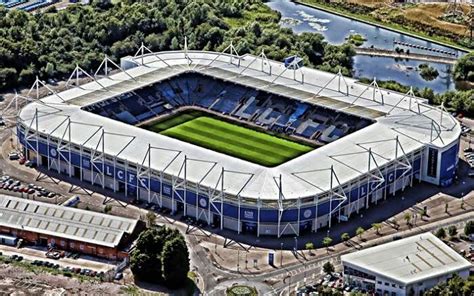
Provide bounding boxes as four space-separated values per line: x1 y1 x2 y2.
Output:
150 115 313 167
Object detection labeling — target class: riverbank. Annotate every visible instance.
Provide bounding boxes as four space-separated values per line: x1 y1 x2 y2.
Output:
293 0 470 53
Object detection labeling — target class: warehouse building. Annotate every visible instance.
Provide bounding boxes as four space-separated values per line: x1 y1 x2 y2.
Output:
341 232 472 296
0 194 139 260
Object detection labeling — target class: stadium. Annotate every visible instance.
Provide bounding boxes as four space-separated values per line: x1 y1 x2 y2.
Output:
16 46 461 237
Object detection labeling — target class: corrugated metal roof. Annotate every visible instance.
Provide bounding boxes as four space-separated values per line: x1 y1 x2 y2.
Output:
0 195 137 248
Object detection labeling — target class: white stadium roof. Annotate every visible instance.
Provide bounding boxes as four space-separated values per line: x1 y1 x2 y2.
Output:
341 232 472 285
18 50 461 201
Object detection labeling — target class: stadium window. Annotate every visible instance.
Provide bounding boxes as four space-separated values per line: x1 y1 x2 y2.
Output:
377 281 382 285
385 282 389 286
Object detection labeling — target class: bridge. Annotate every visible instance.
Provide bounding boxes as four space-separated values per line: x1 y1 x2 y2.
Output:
355 47 458 65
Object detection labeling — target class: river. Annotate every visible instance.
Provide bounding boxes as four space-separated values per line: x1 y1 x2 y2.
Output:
266 0 465 93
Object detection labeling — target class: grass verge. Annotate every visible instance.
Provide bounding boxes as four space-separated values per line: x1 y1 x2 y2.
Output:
294 0 470 52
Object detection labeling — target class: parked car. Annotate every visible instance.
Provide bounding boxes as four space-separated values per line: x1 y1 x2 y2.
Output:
114 272 123 281
8 152 19 161
25 160 37 168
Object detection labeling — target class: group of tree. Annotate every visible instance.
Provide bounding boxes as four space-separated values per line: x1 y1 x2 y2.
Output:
0 0 356 91
130 226 189 289
454 52 474 82
418 63 439 81
435 221 473 240
424 274 474 296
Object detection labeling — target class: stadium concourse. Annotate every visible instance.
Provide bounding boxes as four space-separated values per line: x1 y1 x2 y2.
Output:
15 46 461 239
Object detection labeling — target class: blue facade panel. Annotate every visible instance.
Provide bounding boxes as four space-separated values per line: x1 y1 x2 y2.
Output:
439 142 459 187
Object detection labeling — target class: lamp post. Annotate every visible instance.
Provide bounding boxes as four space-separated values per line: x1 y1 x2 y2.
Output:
280 242 284 267
237 248 240 272
294 236 298 252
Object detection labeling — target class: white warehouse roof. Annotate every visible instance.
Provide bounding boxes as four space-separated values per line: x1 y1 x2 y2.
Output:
0 195 137 248
341 232 472 285
17 50 461 201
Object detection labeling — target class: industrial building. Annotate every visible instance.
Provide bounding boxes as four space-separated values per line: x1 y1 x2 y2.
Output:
0 194 139 259
341 232 472 296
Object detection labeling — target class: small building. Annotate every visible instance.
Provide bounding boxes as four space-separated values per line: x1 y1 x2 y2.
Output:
341 232 472 296
0 194 139 260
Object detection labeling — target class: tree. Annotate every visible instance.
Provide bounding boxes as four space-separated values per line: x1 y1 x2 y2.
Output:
356 227 365 239
341 232 350 243
44 62 55 77
464 220 473 236
130 226 189 288
130 252 162 283
372 223 382 235
448 225 458 238
404 212 411 226
424 274 474 296
322 236 333 252
453 52 474 82
161 236 190 289
145 210 156 228
305 242 314 254
435 227 446 239
322 261 334 275
170 37 180 50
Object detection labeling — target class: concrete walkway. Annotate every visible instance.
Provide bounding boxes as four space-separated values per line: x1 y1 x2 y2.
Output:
355 47 457 64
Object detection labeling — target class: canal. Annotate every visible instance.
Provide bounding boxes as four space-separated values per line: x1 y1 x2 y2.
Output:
266 0 466 93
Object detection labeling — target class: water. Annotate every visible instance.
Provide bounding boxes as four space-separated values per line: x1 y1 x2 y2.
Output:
266 0 465 92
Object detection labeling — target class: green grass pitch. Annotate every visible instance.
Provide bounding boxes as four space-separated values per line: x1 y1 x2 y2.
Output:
157 116 313 167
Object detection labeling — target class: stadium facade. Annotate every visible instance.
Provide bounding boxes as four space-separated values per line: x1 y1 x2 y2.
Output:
16 46 461 238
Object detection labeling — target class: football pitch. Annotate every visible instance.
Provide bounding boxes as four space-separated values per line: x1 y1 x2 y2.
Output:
154 115 313 167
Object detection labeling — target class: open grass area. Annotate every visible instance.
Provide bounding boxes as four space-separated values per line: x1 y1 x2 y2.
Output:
296 0 471 51
153 115 313 167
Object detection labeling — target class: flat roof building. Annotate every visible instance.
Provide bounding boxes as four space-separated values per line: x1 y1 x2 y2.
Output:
341 232 472 296
0 194 139 259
